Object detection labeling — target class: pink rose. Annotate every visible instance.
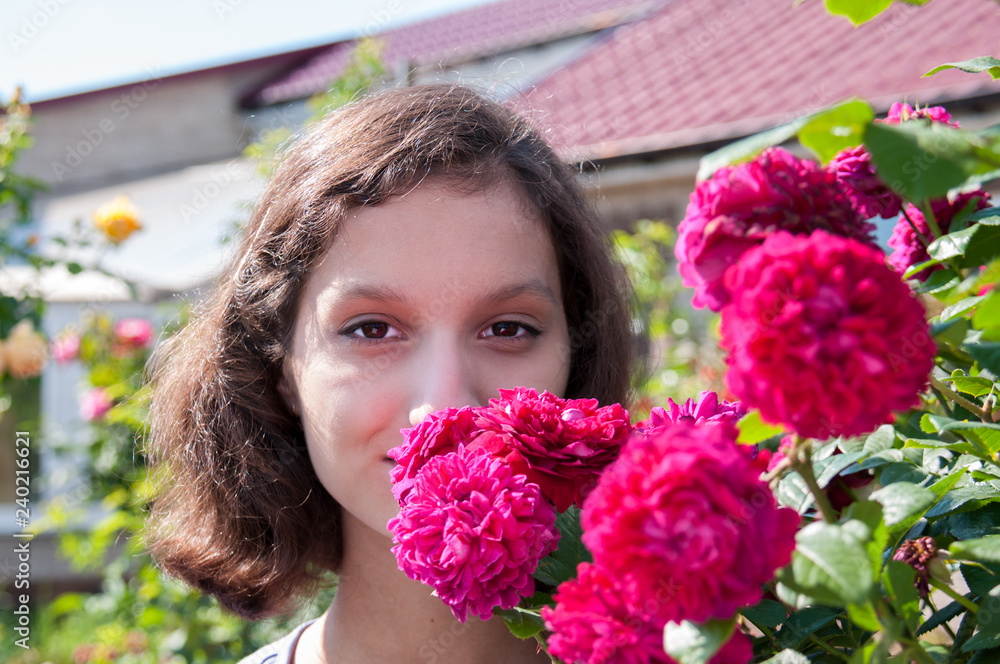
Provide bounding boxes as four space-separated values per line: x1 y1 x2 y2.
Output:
635 390 746 433
721 231 934 440
388 445 558 622
677 148 873 311
581 421 799 624
80 387 114 421
52 333 81 365
881 102 959 127
543 562 671 664
888 190 991 281
827 145 902 220
475 387 631 512
113 318 153 349
389 406 484 505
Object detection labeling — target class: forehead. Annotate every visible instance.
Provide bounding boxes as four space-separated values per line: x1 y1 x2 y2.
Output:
301 179 562 308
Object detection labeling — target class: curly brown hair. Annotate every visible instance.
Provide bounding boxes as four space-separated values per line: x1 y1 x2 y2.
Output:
146 83 636 619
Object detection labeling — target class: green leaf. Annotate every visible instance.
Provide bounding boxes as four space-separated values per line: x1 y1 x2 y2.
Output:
775 606 840 649
974 291 1000 339
797 99 874 163
760 651 811 664
948 503 1000 539
870 483 936 527
939 295 986 323
816 451 866 488
663 619 734 664
952 535 1000 563
777 472 815 514
967 342 1000 376
883 561 922 633
497 606 546 639
533 506 591 587
928 224 981 261
916 268 961 295
925 56 1000 80
823 0 891 25
961 561 1000 597
963 611 1000 651
847 601 883 632
944 371 996 397
864 424 898 456
779 520 875 607
864 122 998 202
844 501 889 579
741 599 787 630
916 597 968 636
66 261 84 275
737 410 784 445
904 258 943 279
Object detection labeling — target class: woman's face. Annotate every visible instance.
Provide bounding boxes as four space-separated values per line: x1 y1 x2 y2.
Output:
282 178 572 540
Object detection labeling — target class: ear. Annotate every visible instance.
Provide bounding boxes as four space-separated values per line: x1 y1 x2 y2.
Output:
277 369 302 418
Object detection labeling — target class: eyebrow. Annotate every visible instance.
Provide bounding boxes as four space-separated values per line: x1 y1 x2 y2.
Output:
330 279 560 308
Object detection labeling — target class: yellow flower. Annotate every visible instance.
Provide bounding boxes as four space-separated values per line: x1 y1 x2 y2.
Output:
3 320 48 379
93 195 143 244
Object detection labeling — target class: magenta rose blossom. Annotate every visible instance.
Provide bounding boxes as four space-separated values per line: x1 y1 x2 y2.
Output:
543 562 670 664
676 148 873 311
52 333 81 365
475 387 631 512
882 102 959 127
888 190 992 280
635 390 746 434
114 318 153 348
581 421 799 624
827 145 902 220
721 231 934 440
389 406 484 505
388 445 558 622
80 387 114 421
544 562 755 664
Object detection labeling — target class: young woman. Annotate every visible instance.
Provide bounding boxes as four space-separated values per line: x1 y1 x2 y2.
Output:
146 83 636 664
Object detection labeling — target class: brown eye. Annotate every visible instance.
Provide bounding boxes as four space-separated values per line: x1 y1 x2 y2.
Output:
359 322 389 339
490 322 522 337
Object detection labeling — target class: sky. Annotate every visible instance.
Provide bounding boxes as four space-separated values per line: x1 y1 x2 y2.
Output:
0 0 493 102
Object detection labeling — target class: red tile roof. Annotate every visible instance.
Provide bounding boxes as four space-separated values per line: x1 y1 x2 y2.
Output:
246 0 658 107
517 0 1000 160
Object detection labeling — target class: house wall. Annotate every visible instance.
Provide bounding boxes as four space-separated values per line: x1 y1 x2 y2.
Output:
17 62 297 195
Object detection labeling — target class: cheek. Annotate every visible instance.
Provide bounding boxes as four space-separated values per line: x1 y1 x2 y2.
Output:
297 360 410 457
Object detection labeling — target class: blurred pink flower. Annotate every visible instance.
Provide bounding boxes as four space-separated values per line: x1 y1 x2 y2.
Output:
882 102 959 127
721 231 934 440
709 631 753 664
543 562 671 664
888 190 992 280
827 145 902 220
52 333 81 365
676 148 872 311
389 406 484 505
388 445 558 622
113 318 153 348
635 390 746 434
475 387 631 512
545 561 754 664
581 421 798 624
80 387 114 421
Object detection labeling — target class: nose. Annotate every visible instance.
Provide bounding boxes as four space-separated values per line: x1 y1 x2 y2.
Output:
408 334 478 426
